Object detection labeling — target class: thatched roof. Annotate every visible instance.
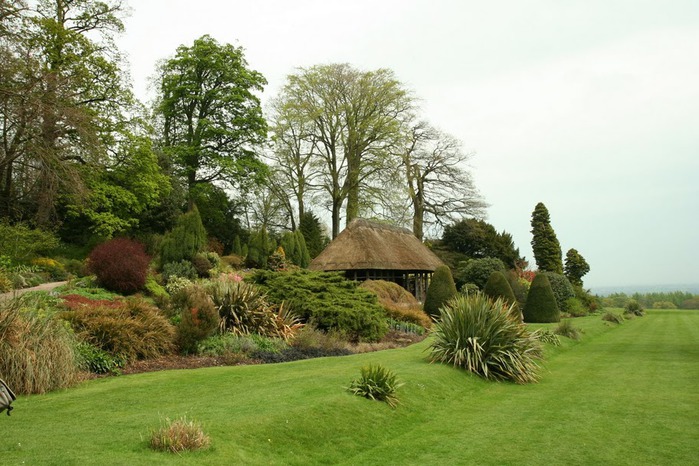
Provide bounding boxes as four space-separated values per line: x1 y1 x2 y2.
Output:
309 219 444 272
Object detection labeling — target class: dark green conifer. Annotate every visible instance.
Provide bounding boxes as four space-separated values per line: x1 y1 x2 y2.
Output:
530 202 563 274
523 273 560 323
483 271 519 318
160 205 208 265
424 265 458 319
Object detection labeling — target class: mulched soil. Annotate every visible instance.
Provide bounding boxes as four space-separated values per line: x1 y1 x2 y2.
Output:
119 330 426 376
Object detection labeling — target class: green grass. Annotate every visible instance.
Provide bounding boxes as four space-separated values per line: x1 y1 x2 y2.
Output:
2 310 697 464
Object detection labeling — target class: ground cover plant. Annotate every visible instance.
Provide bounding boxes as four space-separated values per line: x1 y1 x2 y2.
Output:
2 310 697 464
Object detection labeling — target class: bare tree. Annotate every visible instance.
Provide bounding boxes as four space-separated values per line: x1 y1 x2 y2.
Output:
399 121 488 239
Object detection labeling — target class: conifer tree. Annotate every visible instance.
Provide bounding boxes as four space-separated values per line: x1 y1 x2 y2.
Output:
424 265 458 319
530 202 563 274
523 273 560 323
483 271 520 318
294 230 311 268
564 248 590 287
160 205 208 265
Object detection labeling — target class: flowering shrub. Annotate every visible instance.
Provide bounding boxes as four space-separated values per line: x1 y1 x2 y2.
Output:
88 238 151 294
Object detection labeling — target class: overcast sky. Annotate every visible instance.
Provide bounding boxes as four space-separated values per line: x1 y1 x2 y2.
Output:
117 0 699 289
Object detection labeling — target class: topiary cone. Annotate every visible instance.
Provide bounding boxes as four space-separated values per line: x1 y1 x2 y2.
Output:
523 273 560 323
483 271 520 320
424 265 458 319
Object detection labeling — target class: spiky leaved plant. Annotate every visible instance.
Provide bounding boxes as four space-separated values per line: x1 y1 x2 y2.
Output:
348 364 403 408
429 293 543 384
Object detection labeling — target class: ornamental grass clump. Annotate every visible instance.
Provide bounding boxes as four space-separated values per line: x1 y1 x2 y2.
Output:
602 310 624 324
348 364 403 408
554 319 581 340
149 416 210 453
429 294 543 384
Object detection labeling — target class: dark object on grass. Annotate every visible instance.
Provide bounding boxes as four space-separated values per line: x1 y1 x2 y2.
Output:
0 378 16 416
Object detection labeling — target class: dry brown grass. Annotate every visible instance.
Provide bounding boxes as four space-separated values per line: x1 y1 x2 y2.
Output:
360 280 432 328
149 416 211 453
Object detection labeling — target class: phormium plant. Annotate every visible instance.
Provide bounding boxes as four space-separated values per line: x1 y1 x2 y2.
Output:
429 293 543 384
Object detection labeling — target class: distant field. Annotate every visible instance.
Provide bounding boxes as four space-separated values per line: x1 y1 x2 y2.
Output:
2 310 697 465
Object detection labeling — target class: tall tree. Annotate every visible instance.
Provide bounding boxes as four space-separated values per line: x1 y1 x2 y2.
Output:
271 64 410 238
399 121 487 239
0 0 132 226
155 35 268 197
564 248 590 287
530 202 563 274
442 218 524 268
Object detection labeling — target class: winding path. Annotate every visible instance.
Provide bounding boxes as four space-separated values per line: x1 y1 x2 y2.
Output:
0 281 68 302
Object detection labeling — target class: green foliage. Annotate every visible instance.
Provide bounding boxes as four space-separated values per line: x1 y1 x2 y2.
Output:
387 318 426 336
536 329 561 346
530 202 563 274
171 284 220 353
246 227 272 269
189 183 243 253
299 211 326 259
88 238 151 294
652 301 677 309
539 271 575 311
191 253 213 277
563 297 588 317
76 342 125 375
252 270 388 342
0 222 60 263
523 273 560 323
624 299 645 316
348 364 403 408
149 416 211 453
429 294 543 383
442 218 523 267
281 230 311 268
564 248 590 287
160 206 208 265
483 271 520 318
61 297 176 362
555 319 582 340
455 257 505 290
0 296 79 395
0 269 12 292
424 265 458 318
602 310 624 324
162 260 198 284
156 34 267 191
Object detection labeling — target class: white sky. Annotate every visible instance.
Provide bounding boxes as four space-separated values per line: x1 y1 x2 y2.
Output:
117 0 699 289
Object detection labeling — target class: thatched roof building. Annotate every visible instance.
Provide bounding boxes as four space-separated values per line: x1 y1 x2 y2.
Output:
309 218 444 300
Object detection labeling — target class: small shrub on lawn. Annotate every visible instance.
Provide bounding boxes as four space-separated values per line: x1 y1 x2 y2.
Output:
149 416 210 453
0 296 79 394
555 319 582 340
61 297 175 361
429 294 543 384
602 310 624 324
88 238 150 294
424 265 458 319
360 280 431 328
523 274 560 323
624 299 645 316
536 328 561 346
348 364 403 408
252 270 387 342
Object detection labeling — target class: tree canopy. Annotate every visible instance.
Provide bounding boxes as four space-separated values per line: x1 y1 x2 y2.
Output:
530 202 563 274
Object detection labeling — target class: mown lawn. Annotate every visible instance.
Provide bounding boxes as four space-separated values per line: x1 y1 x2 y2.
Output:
2 310 697 465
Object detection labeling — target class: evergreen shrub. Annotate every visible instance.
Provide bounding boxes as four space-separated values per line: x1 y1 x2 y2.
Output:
162 260 198 284
424 265 458 318
160 206 208 265
483 271 519 318
602 310 624 324
171 284 220 353
624 299 645 316
429 294 543 383
523 273 560 323
456 257 506 290
563 297 587 317
555 319 581 340
251 270 388 342
88 238 150 294
539 271 575 311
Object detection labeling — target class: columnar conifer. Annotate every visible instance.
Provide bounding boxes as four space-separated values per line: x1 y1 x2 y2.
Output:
530 202 563 274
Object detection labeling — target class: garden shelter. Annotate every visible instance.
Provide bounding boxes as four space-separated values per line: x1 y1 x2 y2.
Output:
309 218 444 301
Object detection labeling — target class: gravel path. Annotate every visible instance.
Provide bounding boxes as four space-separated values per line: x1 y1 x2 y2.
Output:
0 281 68 301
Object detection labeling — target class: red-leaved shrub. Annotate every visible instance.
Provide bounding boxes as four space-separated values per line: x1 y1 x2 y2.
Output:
88 238 151 294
